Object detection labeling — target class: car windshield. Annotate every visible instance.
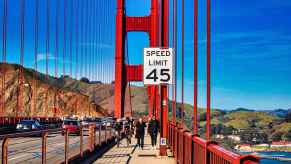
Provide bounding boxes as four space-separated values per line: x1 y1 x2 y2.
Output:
64 120 79 126
19 120 34 125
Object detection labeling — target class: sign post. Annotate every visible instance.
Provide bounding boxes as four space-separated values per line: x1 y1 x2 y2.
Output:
143 47 174 156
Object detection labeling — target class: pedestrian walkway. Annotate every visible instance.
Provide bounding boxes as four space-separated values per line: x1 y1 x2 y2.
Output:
93 134 175 164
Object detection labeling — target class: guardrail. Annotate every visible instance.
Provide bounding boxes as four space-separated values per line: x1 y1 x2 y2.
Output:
0 117 62 126
1 123 116 164
168 121 260 164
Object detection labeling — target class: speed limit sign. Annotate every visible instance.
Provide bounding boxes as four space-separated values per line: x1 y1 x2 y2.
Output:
143 48 174 85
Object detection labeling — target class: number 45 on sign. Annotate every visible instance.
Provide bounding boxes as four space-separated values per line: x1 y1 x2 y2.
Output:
143 48 175 85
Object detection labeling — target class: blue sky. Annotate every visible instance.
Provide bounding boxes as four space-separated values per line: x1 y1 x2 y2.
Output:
127 0 291 110
1 0 291 110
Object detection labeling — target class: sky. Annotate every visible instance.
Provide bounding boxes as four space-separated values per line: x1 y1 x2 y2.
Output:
1 0 291 110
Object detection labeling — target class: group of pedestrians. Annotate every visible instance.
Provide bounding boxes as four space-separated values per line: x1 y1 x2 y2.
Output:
114 116 160 150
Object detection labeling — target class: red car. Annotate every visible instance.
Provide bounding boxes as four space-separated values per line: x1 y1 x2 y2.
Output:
62 119 81 135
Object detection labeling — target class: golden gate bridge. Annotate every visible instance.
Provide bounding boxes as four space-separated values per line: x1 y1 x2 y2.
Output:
0 0 260 163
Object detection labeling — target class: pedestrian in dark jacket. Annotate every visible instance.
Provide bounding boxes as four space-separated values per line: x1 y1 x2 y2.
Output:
148 116 159 149
115 119 122 147
135 117 146 149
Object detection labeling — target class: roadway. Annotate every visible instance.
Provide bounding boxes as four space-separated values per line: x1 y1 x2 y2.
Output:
0 129 114 164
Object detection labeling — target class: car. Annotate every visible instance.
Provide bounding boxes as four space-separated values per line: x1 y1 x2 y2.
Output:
95 117 102 126
16 120 43 132
62 119 81 135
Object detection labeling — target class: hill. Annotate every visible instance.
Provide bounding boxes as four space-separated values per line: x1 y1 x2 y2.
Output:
0 63 148 118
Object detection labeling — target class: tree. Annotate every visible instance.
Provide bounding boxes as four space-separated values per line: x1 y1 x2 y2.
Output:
271 131 283 141
80 77 90 83
285 112 291 122
284 130 291 141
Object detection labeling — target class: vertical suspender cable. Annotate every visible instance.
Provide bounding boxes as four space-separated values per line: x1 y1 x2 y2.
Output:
106 0 109 84
17 0 25 117
172 0 177 122
46 0 49 79
101 0 104 83
1 0 8 116
54 0 60 117
88 0 91 81
32 0 39 117
75 0 79 80
97 1 100 82
74 0 79 114
89 0 93 81
63 0 67 76
84 0 89 79
80 0 84 79
55 0 59 78
0 0 8 116
69 0 73 78
193 0 198 135
206 0 211 140
181 0 185 123
125 34 133 116
92 0 97 81
45 0 50 116
97 1 101 82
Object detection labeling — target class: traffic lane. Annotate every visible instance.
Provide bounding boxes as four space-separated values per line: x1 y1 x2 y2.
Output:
2 130 110 164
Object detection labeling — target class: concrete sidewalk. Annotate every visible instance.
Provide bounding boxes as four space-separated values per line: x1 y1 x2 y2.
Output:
93 134 175 164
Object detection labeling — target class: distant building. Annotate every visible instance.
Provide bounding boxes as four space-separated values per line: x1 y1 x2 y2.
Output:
271 141 291 148
228 135 241 142
215 134 225 139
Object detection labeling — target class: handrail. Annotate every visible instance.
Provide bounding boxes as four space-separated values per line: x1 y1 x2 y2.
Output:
167 121 260 164
1 121 116 164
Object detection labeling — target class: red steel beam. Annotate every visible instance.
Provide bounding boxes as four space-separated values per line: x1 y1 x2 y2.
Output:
125 64 143 82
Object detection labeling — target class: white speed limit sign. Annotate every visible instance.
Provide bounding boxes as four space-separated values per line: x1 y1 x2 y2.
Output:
143 48 174 85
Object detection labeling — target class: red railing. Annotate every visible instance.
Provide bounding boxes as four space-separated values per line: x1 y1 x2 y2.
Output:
0 117 62 126
168 121 260 164
1 123 116 164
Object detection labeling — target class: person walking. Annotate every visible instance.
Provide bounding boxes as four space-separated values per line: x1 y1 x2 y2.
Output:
135 117 146 149
148 116 159 149
124 117 132 147
115 119 122 147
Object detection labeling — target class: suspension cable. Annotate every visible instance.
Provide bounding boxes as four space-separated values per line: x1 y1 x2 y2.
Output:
193 0 198 135
88 0 93 81
45 0 50 116
55 0 59 78
97 1 101 83
181 0 185 123
46 0 49 79
75 0 79 79
69 0 73 78
84 0 89 79
17 0 25 117
80 0 84 79
206 0 211 140
172 0 177 122
1 0 8 116
92 0 97 81
125 36 133 117
63 0 67 76
54 0 60 117
32 0 39 117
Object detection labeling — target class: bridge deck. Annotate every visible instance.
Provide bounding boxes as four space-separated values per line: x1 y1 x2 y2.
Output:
93 134 175 164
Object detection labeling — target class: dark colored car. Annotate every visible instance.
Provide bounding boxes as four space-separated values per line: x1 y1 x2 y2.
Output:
16 120 43 132
95 117 102 126
62 119 81 135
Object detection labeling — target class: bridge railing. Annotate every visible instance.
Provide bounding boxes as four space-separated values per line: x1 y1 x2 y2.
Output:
1 123 116 164
168 121 260 164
